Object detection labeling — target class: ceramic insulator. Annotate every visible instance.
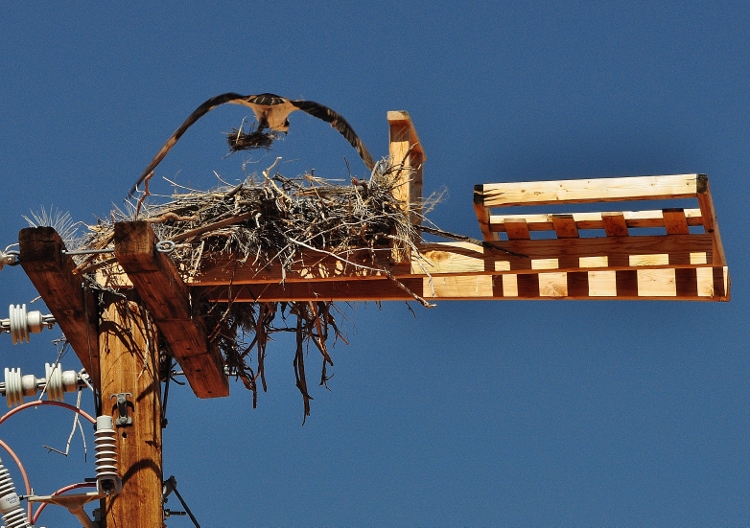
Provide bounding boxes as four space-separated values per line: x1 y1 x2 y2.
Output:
94 416 121 495
0 458 30 528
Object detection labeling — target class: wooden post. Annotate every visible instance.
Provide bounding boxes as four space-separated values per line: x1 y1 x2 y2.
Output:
388 110 425 262
99 292 163 528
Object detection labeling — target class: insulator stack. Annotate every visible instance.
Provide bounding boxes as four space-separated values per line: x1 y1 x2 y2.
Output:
0 457 30 528
94 416 121 495
3 364 84 408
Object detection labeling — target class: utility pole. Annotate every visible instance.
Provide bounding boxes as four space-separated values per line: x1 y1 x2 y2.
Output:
98 292 163 527
14 111 730 528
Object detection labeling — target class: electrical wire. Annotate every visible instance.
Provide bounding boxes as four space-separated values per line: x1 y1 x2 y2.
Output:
0 400 96 427
31 481 96 525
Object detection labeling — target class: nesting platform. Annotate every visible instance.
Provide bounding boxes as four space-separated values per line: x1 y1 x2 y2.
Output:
473 173 729 301
17 111 730 400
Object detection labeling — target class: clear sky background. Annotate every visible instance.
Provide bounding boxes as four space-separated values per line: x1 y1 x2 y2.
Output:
0 2 748 526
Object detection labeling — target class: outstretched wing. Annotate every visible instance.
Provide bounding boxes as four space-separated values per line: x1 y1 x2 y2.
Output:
290 99 375 170
128 92 248 198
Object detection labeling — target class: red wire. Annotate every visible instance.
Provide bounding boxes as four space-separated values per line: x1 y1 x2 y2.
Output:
0 400 97 524
31 481 97 525
0 400 96 426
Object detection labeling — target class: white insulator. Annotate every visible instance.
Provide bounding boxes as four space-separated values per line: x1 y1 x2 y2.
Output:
94 416 121 495
3 364 82 407
0 458 31 528
3 369 23 409
61 369 79 393
7 305 48 345
0 251 16 271
44 363 64 402
8 305 28 345
19 375 38 398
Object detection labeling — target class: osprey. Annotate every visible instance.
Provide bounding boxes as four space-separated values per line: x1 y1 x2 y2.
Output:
129 92 375 197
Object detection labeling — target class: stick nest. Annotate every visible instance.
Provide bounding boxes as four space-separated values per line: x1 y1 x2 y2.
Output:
79 159 441 421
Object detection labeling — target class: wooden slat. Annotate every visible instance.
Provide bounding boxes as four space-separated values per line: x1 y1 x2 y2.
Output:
489 208 704 233
190 248 410 285
18 227 100 385
476 173 702 207
192 235 717 286
663 208 690 235
114 221 228 398
194 265 729 302
551 214 579 238
504 219 531 240
601 212 629 237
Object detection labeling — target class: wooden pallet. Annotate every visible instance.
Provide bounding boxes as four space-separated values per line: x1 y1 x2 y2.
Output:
473 174 729 300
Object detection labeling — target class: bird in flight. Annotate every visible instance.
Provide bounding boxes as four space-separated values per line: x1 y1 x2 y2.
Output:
129 92 375 197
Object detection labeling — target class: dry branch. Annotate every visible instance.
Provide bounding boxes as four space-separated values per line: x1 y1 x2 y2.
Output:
78 160 441 419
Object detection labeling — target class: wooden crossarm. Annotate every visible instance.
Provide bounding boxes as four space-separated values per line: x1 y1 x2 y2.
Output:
18 227 100 385
113 221 228 398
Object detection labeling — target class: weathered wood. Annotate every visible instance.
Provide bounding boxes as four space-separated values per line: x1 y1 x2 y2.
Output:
114 221 228 398
99 293 163 528
476 173 703 208
18 227 100 385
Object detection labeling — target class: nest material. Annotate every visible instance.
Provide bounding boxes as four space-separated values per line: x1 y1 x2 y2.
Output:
225 128 281 152
81 160 440 421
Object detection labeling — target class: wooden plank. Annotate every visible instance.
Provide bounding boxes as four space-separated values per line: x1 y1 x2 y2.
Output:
114 221 228 398
18 227 100 386
191 235 718 286
601 212 629 237
476 173 702 207
196 279 425 303
190 248 408 285
194 265 729 301
388 110 425 219
99 293 163 528
473 199 499 241
504 219 531 240
663 208 690 235
388 110 425 261
551 214 579 238
695 174 727 265
489 208 704 233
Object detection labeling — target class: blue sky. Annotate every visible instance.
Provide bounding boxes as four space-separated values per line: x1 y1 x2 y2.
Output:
0 2 748 526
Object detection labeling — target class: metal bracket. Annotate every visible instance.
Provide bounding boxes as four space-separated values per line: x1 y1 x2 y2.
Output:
110 393 133 426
